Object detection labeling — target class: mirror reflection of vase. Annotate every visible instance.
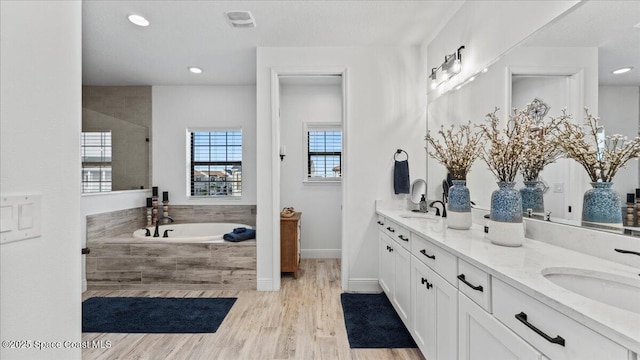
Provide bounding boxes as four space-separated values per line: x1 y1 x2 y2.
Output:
447 179 471 229
520 181 544 215
582 182 623 226
488 181 525 246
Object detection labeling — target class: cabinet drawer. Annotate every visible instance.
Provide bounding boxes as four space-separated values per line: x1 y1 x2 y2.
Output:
493 278 628 360
411 232 458 286
458 259 492 312
384 220 411 249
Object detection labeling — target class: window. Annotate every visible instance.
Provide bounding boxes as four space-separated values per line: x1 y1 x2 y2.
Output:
305 124 342 181
189 130 242 197
81 131 112 193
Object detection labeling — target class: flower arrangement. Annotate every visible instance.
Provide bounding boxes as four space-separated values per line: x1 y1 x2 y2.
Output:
425 121 484 180
520 111 564 181
478 107 535 182
556 108 640 182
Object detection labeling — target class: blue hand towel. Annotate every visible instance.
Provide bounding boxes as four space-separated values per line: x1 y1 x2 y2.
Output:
233 227 247 234
394 160 410 194
223 228 256 242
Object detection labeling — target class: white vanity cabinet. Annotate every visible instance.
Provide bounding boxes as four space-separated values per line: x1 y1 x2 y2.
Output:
377 217 411 326
376 211 636 360
411 256 458 360
393 240 412 325
459 292 547 360
492 279 629 360
378 231 394 296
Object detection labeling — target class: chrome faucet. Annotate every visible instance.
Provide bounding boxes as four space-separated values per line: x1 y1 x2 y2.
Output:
153 215 174 237
429 200 447 218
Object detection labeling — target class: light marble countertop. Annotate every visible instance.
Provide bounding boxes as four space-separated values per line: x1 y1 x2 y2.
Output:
376 208 640 354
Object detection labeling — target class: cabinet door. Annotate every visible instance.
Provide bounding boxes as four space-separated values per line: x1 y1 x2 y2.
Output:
411 258 457 360
459 292 545 360
393 243 411 326
379 232 394 297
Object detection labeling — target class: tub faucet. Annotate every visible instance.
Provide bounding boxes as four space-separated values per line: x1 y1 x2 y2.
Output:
429 200 447 218
153 215 174 237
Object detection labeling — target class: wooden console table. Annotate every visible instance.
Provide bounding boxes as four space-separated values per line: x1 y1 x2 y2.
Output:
280 212 301 278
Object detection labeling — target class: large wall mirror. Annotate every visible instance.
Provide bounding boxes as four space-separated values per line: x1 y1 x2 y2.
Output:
82 86 151 192
427 1 639 235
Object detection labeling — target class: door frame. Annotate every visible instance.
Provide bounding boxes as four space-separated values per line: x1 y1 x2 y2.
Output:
270 67 349 290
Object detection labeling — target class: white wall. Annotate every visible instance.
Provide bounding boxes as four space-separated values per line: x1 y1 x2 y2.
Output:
599 86 640 196
280 83 342 258
152 86 257 205
0 2 82 359
257 47 427 291
427 0 580 99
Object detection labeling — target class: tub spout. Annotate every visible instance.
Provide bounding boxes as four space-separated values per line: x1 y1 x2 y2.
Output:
154 215 174 237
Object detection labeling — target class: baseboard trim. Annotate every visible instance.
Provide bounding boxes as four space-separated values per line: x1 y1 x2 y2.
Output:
257 278 275 291
300 249 341 259
346 278 382 293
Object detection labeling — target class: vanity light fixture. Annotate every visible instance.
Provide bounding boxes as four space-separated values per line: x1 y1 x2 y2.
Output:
612 67 633 74
188 66 203 74
429 45 465 89
128 14 149 27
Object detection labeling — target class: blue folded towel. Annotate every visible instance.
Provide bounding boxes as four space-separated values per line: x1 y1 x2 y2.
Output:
233 227 247 234
394 160 410 194
224 228 256 242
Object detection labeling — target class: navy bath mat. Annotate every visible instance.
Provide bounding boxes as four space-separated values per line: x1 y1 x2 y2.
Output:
340 293 417 348
82 297 236 333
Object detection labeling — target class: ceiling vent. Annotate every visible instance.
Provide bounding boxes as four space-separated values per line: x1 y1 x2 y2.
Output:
225 11 256 28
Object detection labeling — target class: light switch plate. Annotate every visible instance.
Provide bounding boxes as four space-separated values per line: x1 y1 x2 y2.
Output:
1 194 42 244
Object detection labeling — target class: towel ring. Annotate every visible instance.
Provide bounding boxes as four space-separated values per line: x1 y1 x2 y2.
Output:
394 149 409 161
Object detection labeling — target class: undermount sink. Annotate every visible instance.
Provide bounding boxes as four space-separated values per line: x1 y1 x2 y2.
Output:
542 267 640 314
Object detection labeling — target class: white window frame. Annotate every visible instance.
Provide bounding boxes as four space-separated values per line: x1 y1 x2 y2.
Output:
81 130 112 193
186 127 243 199
303 122 342 183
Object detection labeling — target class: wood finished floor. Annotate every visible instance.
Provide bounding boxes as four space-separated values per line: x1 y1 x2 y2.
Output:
82 259 424 360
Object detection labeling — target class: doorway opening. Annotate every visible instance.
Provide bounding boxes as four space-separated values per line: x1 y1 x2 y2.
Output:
271 70 348 290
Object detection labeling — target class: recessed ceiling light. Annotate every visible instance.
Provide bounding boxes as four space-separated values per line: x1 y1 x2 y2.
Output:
612 67 633 74
128 14 149 27
188 66 203 74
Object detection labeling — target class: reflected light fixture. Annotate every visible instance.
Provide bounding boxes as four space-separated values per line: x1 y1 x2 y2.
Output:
612 67 633 74
128 14 149 27
429 46 465 89
188 66 203 74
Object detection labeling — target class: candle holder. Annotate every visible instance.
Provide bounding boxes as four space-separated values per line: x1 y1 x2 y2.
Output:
163 200 170 224
152 186 159 225
146 197 153 227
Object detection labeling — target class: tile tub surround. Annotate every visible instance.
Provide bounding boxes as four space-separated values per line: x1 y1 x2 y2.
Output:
85 205 257 290
86 207 147 241
86 205 257 241
376 206 640 354
86 237 256 290
169 205 256 226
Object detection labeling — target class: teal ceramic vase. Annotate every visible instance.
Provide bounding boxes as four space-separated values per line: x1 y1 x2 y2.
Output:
447 179 472 229
490 182 522 223
582 182 622 225
487 181 525 247
520 181 544 214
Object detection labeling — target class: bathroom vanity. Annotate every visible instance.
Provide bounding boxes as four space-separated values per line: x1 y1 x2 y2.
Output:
376 205 640 360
